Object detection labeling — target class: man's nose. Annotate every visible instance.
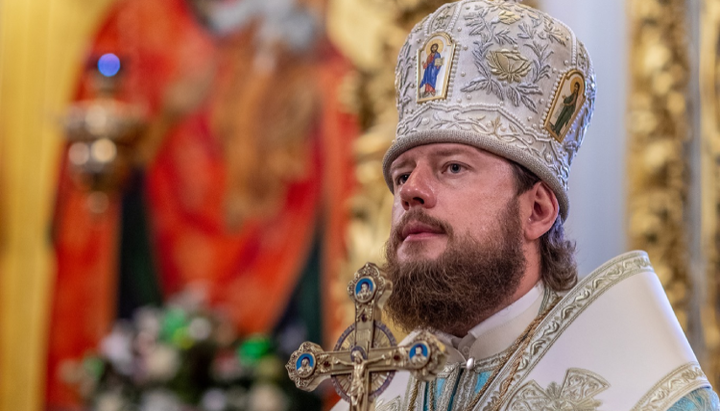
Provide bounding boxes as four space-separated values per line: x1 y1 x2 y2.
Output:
398 167 437 210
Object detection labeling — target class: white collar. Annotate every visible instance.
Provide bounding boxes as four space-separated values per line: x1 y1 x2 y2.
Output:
436 281 545 364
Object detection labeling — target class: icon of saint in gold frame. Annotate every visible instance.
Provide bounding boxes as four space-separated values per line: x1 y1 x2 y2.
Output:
545 70 586 143
417 33 456 104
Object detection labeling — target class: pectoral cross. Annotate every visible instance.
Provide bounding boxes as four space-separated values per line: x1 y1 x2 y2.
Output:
286 263 447 411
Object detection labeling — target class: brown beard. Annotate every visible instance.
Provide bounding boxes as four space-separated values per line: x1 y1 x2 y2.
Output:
383 199 526 336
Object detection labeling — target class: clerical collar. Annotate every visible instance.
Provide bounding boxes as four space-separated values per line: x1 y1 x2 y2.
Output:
436 281 546 364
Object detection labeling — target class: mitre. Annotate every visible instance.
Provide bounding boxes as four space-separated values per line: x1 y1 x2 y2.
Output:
383 0 596 219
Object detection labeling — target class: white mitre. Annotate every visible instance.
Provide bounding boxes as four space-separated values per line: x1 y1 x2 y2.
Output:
382 0 596 220
331 251 711 411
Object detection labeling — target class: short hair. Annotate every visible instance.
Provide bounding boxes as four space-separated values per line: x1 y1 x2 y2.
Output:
509 162 578 292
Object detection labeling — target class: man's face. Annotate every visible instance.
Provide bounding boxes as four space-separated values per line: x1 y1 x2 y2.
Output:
388 143 518 262
431 44 438 53
384 143 526 335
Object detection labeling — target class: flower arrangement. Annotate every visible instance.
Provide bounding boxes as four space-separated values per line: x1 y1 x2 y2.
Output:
63 289 319 411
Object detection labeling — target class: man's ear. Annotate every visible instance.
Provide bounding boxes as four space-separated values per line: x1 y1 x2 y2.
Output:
521 181 559 241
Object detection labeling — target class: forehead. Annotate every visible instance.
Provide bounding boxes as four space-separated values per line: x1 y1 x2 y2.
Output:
390 143 507 169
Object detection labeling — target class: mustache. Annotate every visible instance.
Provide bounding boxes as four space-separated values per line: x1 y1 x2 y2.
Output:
390 209 454 244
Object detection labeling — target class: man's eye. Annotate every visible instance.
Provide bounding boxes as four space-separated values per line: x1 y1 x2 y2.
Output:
447 163 463 174
396 174 410 186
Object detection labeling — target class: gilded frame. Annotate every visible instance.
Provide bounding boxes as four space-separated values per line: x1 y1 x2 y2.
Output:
416 32 457 104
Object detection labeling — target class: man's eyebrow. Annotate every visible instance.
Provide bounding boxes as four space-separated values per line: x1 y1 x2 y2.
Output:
390 158 413 173
430 148 474 158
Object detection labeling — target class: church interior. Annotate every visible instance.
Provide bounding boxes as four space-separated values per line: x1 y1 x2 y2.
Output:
1 0 719 410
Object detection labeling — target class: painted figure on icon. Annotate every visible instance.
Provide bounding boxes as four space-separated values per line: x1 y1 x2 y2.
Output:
552 81 581 135
296 354 315 378
420 43 443 97
355 278 375 303
417 33 455 103
409 343 428 367
545 70 586 142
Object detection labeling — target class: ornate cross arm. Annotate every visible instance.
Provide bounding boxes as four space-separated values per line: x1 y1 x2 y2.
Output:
286 263 447 411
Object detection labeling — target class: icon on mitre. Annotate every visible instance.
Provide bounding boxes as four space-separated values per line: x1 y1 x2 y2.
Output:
545 70 586 143
417 33 456 103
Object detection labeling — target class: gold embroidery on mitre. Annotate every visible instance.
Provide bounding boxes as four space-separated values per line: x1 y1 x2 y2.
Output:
497 10 522 25
545 69 587 143
417 32 457 104
487 49 532 83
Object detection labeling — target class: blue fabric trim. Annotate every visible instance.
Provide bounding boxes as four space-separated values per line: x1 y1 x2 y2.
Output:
436 377 446 398
475 371 492 393
668 388 720 411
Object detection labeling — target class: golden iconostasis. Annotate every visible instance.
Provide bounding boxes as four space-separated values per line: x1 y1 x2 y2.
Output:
1 0 720 410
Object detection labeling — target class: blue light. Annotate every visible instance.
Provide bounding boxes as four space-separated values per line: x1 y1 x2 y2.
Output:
98 53 120 77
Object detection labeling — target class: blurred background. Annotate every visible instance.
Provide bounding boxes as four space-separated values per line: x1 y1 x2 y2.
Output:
0 0 719 410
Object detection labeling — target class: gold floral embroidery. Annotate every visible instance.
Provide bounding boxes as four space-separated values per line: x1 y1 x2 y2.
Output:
486 49 532 83
497 10 521 25
506 368 610 411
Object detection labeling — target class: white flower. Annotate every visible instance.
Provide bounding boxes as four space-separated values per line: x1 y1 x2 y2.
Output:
144 344 180 382
189 317 213 341
100 324 133 375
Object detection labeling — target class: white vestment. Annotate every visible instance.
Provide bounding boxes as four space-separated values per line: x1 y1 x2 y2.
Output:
331 251 714 411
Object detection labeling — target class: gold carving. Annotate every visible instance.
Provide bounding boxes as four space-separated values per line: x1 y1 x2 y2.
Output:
627 0 691 331
700 0 720 390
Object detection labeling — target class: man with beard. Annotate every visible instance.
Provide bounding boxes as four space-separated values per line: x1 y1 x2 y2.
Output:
332 0 718 410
